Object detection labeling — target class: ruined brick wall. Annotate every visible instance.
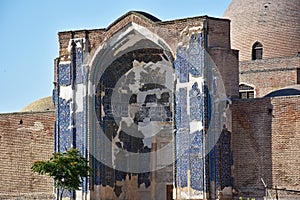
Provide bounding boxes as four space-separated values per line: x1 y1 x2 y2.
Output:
0 111 55 199
239 56 300 97
232 96 300 199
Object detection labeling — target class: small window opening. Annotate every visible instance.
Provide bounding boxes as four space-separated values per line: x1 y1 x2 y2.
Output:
252 42 263 60
239 84 255 99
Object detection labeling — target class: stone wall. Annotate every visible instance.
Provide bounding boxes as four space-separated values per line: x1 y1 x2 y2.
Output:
0 111 55 199
232 96 300 199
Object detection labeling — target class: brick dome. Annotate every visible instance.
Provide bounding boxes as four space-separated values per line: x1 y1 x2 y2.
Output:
21 96 54 112
224 0 300 61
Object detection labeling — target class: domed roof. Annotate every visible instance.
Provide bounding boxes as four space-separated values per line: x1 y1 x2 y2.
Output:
224 0 300 61
21 96 55 112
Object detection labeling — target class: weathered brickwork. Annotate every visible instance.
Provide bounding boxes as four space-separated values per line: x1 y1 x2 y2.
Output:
232 96 300 199
231 98 272 198
58 14 231 61
239 56 300 97
209 48 239 98
224 0 300 61
54 12 238 200
1 3 299 199
57 14 237 99
0 111 55 199
271 96 300 191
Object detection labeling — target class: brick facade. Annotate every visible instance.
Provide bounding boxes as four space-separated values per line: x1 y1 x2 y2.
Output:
57 14 238 98
232 96 300 199
54 12 238 200
271 96 300 191
54 10 300 200
240 56 300 97
224 0 300 61
1 4 299 199
0 111 55 199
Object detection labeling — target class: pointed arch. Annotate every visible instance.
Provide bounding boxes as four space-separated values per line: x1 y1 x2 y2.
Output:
86 22 175 197
88 22 174 85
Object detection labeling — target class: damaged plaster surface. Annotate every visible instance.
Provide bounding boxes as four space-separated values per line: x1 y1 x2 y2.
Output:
93 41 174 198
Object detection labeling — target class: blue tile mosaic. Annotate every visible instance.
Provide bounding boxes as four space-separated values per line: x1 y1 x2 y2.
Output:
74 44 86 84
175 32 207 195
52 89 58 107
178 88 189 129
58 97 71 152
215 144 221 190
220 129 233 188
204 153 210 193
176 130 190 158
55 39 90 195
74 112 84 152
209 148 215 182
82 96 87 155
174 46 189 83
175 93 182 130
188 33 203 77
189 131 203 155
58 63 71 86
190 131 204 191
204 85 212 126
53 88 59 152
176 150 189 188
191 156 203 191
189 82 203 121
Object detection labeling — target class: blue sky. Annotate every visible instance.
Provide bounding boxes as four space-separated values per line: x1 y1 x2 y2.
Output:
0 0 231 113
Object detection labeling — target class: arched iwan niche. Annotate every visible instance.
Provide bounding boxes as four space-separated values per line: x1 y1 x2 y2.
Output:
87 22 175 199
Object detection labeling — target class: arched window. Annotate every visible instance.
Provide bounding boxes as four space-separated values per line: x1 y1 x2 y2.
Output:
252 42 263 60
239 84 255 99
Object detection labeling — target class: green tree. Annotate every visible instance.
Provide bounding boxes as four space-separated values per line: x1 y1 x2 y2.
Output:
31 148 91 200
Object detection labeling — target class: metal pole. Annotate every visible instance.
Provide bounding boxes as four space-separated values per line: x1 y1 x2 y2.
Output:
261 178 274 200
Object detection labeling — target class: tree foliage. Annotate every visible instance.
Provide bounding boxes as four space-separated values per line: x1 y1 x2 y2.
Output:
31 148 91 199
